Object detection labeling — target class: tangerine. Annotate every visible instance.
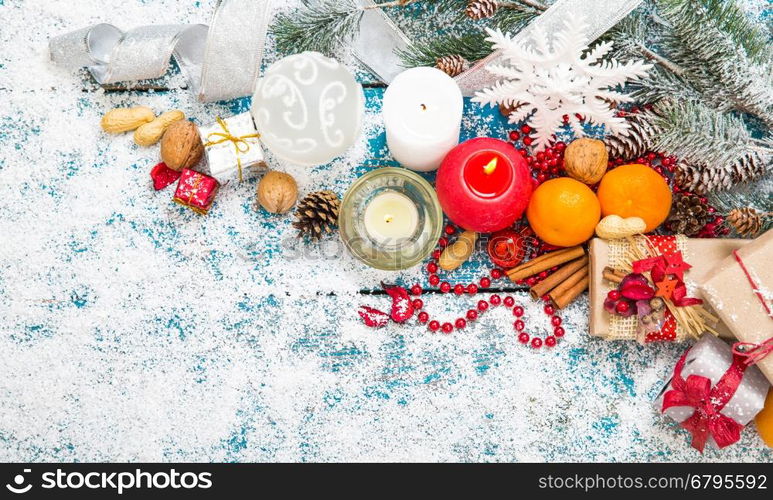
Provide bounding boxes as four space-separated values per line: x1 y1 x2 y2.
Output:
756 389 773 448
526 178 601 247
597 164 672 232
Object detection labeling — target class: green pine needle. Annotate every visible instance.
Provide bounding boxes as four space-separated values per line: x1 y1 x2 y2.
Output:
272 0 363 56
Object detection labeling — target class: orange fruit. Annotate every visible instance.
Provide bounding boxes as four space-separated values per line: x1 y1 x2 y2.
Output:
756 389 773 448
597 164 672 232
526 178 600 247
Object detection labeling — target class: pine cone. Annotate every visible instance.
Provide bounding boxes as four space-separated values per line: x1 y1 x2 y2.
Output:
435 55 468 77
675 156 767 195
293 190 341 241
466 0 498 20
726 207 764 237
665 193 713 236
605 110 660 161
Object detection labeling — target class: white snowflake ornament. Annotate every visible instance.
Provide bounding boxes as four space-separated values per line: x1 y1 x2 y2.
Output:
473 16 652 151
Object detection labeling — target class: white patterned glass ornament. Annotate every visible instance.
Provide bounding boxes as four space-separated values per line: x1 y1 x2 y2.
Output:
251 52 365 166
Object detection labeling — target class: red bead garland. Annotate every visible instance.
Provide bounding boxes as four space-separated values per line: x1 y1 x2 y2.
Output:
408 224 565 349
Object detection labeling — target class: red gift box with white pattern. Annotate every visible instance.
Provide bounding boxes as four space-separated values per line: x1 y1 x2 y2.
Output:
172 168 219 215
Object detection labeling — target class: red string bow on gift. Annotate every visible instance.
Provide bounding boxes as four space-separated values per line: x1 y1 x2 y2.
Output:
732 338 773 366
661 350 748 452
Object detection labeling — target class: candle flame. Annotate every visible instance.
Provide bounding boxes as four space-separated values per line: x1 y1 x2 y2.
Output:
483 157 498 175
384 215 393 224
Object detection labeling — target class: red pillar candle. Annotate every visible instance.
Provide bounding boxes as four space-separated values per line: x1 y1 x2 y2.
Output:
436 138 532 233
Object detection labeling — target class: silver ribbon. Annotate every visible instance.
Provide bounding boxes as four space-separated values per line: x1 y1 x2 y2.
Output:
454 0 644 96
48 0 272 102
353 0 413 83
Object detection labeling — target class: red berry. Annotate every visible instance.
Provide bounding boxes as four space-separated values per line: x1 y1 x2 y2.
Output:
438 237 448 248
466 309 478 321
418 312 429 323
556 141 566 151
545 336 557 347
536 152 546 162
542 295 551 302
427 262 438 274
428 320 440 332
523 136 533 146
441 322 453 334
535 173 546 183
490 269 503 279
444 224 455 235
521 124 532 134
526 276 537 286
607 290 621 301
455 318 466 329
490 294 502 306
509 130 520 141
538 271 548 280
531 337 543 349
517 332 529 344
440 282 451 293
467 284 478 295
412 299 424 310
615 301 630 314
454 284 465 295
432 249 442 260
411 284 423 296
554 326 565 337
479 277 491 288
551 316 562 327
514 320 525 331
512 305 524 317
477 300 489 312
543 304 555 316
504 296 515 308
429 275 440 286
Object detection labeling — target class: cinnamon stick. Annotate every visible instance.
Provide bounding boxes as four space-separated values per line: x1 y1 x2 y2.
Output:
548 264 589 309
602 266 626 284
506 246 585 282
529 255 589 300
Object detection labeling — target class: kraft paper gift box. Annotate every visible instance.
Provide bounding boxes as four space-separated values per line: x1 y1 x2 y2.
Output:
589 236 749 341
655 334 770 452
700 229 773 384
199 113 267 184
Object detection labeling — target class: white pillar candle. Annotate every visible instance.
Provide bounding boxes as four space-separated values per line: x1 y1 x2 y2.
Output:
363 191 419 245
383 67 464 172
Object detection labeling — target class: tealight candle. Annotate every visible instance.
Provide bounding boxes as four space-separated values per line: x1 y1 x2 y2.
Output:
436 137 533 233
339 168 442 270
364 191 419 245
383 67 463 171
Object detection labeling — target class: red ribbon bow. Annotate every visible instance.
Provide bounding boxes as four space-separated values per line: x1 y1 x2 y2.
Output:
661 350 748 452
732 338 773 366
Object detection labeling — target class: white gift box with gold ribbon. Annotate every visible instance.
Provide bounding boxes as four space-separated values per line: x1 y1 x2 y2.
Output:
199 113 267 184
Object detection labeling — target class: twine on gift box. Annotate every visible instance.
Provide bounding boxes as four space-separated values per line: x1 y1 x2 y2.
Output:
733 338 773 367
731 249 772 317
203 117 260 182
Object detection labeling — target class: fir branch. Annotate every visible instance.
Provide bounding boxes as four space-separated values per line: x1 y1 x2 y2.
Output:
655 0 773 128
653 99 772 192
697 0 771 64
397 32 492 67
273 0 363 56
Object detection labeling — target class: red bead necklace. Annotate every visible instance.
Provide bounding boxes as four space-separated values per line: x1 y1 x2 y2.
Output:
407 225 565 349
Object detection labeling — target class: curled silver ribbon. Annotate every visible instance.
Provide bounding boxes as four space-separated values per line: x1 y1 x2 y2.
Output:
454 0 644 96
48 0 272 102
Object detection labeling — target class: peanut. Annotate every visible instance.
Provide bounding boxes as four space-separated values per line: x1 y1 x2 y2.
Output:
133 110 185 146
595 215 646 240
100 106 155 134
439 231 478 271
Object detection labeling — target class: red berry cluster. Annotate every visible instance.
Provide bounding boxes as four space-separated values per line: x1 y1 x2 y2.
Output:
506 127 567 187
410 224 565 348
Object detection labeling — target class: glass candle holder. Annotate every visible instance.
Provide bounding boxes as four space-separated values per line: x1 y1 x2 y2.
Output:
339 168 443 270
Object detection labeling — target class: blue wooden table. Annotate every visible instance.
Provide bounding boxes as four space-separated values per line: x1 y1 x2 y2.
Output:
0 0 770 462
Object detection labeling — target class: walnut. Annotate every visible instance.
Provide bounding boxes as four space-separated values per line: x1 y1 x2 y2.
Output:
257 171 298 214
563 138 608 184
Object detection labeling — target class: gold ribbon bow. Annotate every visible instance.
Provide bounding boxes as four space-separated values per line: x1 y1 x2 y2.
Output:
203 116 261 182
